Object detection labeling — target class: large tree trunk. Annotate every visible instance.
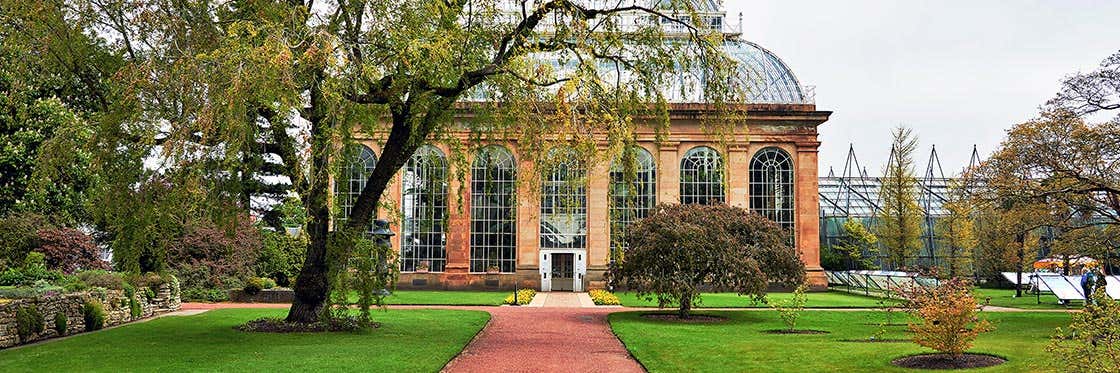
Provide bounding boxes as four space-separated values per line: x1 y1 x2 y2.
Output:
679 294 692 319
285 94 452 323
287 74 334 323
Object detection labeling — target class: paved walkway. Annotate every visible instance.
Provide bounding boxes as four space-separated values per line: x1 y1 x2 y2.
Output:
442 306 643 373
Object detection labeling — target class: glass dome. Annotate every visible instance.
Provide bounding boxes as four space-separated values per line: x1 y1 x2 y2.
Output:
724 40 809 104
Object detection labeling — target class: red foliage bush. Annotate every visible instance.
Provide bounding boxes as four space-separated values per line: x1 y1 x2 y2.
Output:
36 227 109 273
166 217 262 291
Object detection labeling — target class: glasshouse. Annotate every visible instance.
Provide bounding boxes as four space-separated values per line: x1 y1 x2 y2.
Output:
334 10 831 292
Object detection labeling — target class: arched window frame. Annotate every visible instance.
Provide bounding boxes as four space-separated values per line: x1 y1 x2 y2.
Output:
679 146 725 205
750 147 796 243
333 144 377 232
540 148 587 250
401 145 448 272
469 145 517 273
609 145 656 259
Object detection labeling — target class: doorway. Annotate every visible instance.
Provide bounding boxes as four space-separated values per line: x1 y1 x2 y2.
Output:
551 253 574 291
539 251 585 292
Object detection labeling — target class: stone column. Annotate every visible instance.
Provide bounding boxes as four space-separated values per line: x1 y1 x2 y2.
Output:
586 160 611 287
443 151 471 283
795 141 827 289
727 145 750 208
516 150 540 288
657 142 680 204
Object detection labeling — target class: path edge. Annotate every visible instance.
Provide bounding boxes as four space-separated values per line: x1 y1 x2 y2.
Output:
440 309 496 372
605 310 651 373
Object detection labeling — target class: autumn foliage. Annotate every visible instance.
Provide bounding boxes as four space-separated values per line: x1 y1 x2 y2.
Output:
35 227 108 273
898 278 992 356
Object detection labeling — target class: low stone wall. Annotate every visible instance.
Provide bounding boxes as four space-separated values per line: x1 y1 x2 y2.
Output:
0 282 181 349
228 288 294 303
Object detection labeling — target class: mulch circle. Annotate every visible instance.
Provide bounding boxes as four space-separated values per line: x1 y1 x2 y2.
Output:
763 329 830 335
891 353 1007 370
839 338 911 343
236 317 379 333
640 313 728 323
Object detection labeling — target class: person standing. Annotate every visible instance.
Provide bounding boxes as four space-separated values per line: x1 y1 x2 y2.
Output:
1080 268 1097 304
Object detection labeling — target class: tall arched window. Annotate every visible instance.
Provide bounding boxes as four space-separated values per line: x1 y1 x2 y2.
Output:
540 148 586 250
401 145 448 272
470 146 517 273
680 146 725 204
750 147 795 241
333 144 377 232
609 146 656 259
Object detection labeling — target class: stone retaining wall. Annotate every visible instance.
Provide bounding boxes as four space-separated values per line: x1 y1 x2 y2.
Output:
0 282 181 349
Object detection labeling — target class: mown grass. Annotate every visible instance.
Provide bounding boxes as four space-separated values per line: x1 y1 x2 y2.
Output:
0 308 489 372
616 290 894 308
610 310 1070 372
346 290 508 306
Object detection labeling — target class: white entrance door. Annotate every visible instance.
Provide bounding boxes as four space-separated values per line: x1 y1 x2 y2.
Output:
573 252 586 292
539 252 552 292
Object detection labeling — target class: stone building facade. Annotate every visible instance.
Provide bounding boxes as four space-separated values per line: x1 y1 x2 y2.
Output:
335 11 830 291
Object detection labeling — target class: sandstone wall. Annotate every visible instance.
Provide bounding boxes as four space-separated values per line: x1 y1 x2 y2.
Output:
0 282 181 349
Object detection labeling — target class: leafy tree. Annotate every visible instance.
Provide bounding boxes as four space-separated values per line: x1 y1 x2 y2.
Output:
1049 50 1120 120
822 218 878 270
0 0 122 225
613 203 805 319
981 110 1119 230
875 126 924 270
35 227 109 274
59 0 745 323
937 181 978 278
971 197 1050 295
1048 290 1120 371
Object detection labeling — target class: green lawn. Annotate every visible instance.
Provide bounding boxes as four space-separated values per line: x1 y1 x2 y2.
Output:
617 290 894 308
610 310 1070 372
975 288 1074 310
0 308 489 372
364 290 507 305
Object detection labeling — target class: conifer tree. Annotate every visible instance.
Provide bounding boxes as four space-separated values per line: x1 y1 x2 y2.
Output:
875 127 924 270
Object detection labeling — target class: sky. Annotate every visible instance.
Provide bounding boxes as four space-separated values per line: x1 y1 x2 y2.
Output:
721 0 1120 176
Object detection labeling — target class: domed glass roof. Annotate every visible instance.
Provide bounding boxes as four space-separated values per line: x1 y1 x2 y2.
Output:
724 40 809 104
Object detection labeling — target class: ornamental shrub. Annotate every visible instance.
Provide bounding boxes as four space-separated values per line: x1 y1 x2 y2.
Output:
256 228 306 287
166 217 261 294
182 287 228 302
76 270 125 290
36 227 109 273
0 252 64 286
612 203 806 318
589 289 621 305
504 289 536 305
898 278 992 356
244 277 268 295
83 300 105 331
0 212 50 268
16 306 45 341
1048 290 1120 371
770 283 808 332
54 312 67 335
129 295 141 319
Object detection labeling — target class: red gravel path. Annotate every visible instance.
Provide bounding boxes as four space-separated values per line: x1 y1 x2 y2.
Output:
442 307 644 373
181 302 645 372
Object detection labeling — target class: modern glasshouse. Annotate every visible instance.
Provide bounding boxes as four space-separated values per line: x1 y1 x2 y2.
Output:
333 5 832 291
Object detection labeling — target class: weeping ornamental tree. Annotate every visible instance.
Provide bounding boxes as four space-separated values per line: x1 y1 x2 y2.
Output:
68 1 746 323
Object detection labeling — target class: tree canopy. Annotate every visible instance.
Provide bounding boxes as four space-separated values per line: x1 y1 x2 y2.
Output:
612 203 805 318
17 0 750 323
